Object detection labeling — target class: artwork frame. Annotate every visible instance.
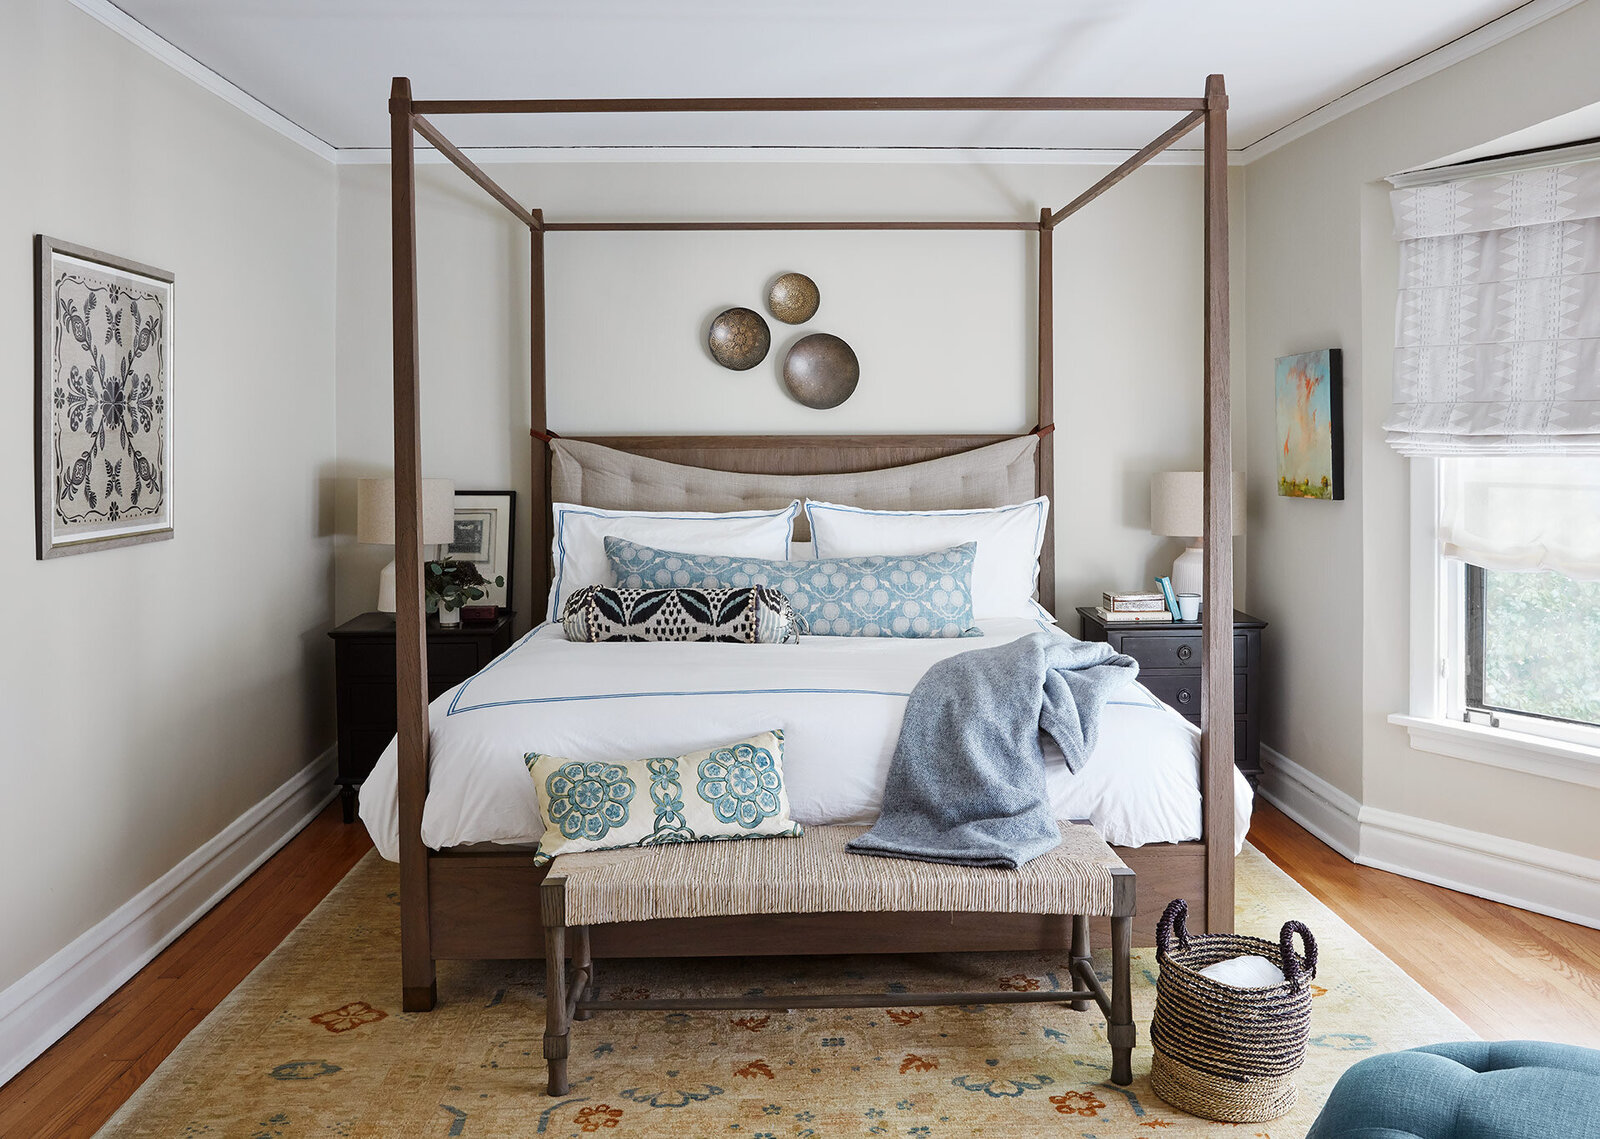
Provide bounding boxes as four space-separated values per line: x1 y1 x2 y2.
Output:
448 490 515 612
1275 348 1344 501
36 235 175 559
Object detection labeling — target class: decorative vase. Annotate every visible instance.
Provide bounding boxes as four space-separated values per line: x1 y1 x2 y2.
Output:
437 604 461 628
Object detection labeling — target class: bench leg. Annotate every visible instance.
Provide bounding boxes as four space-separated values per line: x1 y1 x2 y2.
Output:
1069 914 1091 1012
1108 912 1135 1086
573 925 594 1021
543 922 570 1096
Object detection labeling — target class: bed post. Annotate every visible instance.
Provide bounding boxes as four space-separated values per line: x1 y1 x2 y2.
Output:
1036 208 1056 617
390 76 436 1011
530 211 551 615
1201 73 1235 933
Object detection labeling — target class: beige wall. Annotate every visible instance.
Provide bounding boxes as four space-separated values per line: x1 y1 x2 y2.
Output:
334 160 1247 628
0 0 339 992
1245 0 1600 855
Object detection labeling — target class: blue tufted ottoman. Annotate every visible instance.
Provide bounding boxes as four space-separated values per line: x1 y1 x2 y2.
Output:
1307 1040 1600 1139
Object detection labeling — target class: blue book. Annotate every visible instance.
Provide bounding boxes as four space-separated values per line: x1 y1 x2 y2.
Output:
1154 575 1182 619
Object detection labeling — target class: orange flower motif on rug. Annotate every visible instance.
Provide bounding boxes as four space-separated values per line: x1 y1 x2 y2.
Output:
886 1009 924 1026
735 1059 776 1080
997 975 1040 992
575 1104 623 1131
1049 1090 1106 1117
730 1014 771 1032
1140 1119 1175 1128
900 1053 939 1074
309 1001 387 1034
1310 984 1328 998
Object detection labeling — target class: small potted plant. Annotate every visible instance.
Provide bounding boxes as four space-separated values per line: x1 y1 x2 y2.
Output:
425 557 505 627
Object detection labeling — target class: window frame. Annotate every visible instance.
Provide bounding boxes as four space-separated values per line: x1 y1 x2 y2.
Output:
1392 461 1600 786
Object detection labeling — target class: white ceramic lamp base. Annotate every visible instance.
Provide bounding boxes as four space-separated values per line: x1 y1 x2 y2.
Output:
1170 543 1204 600
377 560 397 613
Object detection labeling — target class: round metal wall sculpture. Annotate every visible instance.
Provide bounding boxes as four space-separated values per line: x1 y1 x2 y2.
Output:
767 272 821 324
707 307 771 370
783 333 859 409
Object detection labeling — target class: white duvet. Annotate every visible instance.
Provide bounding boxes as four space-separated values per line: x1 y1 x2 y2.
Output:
360 619 1253 860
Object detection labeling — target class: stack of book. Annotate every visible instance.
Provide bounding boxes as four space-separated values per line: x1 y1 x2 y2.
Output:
1094 591 1174 623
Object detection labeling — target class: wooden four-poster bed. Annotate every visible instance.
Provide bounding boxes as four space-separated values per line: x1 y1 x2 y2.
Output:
386 75 1235 1013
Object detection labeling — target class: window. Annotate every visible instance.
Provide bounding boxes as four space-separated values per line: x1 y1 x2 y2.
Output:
1464 563 1600 731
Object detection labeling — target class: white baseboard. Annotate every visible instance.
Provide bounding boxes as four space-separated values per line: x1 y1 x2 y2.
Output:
0 748 337 1088
1258 746 1600 931
1257 745 1362 860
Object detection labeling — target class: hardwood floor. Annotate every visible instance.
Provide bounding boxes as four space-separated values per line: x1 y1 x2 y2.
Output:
0 802 373 1139
2 798 1598 1136
1249 800 1600 1049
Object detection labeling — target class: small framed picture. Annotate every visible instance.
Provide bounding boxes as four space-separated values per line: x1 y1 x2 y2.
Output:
449 490 515 611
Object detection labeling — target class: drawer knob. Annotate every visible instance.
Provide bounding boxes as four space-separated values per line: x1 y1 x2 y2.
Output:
1176 644 1192 662
1177 689 1192 705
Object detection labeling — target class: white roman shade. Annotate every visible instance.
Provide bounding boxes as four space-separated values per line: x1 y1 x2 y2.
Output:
1387 158 1600 455
1441 456 1600 581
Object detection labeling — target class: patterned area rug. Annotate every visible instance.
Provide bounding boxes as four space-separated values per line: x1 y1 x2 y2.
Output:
98 845 1470 1138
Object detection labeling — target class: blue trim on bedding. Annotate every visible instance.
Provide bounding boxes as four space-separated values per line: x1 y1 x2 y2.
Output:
444 613 1168 717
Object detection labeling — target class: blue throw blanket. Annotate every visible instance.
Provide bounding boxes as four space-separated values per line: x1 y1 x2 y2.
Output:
847 630 1139 869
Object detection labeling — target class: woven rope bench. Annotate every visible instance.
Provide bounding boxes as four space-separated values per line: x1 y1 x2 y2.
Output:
539 821 1137 1094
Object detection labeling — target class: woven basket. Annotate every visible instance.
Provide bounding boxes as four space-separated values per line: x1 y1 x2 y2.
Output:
1148 898 1318 1123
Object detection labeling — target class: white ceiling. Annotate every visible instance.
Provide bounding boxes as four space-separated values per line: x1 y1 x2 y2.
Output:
102 0 1552 156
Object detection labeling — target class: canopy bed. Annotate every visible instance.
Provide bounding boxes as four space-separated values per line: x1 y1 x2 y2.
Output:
384 76 1236 1013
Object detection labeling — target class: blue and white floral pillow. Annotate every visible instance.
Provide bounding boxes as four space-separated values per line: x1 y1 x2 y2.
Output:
604 537 982 638
525 729 802 865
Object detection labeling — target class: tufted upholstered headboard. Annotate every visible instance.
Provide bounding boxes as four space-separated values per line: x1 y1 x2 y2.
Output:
537 432 1053 615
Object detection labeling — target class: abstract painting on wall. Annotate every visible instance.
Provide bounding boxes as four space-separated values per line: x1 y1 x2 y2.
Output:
35 235 174 558
1275 348 1343 500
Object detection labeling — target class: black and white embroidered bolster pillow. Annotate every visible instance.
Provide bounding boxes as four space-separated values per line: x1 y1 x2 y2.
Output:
561 584 806 644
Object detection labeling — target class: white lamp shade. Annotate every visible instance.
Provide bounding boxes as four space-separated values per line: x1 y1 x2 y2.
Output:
356 477 456 545
1150 471 1246 538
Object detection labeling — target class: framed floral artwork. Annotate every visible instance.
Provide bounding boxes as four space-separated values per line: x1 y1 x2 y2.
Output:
447 490 515 611
35 236 175 558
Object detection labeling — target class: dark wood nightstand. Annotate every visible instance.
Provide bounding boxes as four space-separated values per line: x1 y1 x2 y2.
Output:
1076 606 1266 788
328 611 516 822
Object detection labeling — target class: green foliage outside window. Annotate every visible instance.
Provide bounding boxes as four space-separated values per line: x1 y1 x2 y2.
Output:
1478 568 1600 728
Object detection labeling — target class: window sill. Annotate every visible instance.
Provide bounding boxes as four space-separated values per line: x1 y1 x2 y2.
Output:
1389 713 1600 790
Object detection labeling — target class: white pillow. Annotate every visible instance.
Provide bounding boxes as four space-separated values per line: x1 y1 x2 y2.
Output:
547 501 800 621
805 496 1052 622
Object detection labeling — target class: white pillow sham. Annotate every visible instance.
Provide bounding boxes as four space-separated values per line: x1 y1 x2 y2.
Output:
547 501 800 621
804 496 1053 622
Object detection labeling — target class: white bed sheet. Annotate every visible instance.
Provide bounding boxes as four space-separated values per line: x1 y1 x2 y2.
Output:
360 619 1253 861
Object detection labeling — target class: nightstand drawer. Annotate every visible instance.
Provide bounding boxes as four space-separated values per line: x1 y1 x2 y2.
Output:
340 640 397 681
1143 671 1247 716
340 682 399 731
1119 632 1247 671
426 641 482 684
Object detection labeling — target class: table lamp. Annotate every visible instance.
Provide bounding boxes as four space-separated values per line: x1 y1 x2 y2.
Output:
1150 471 1245 599
357 477 456 611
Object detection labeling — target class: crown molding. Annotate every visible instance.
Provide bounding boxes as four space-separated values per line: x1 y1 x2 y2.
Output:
1237 0 1588 163
66 0 338 163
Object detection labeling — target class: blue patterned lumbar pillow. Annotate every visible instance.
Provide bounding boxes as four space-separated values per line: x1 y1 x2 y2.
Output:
604 537 982 638
561 584 805 643
525 729 802 865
